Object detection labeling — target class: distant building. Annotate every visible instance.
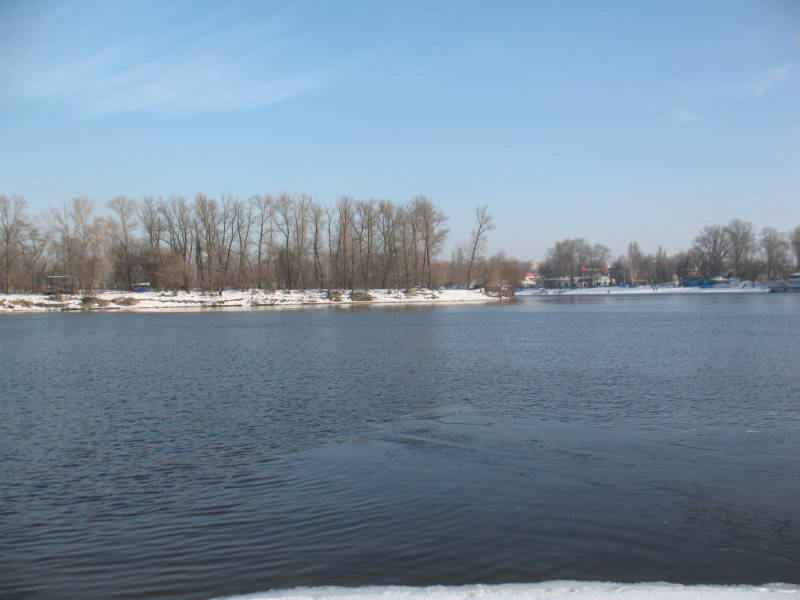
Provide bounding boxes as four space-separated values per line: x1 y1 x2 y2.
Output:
578 265 612 287
520 271 543 288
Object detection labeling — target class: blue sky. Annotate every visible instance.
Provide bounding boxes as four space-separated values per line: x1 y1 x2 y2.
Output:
1 0 798 258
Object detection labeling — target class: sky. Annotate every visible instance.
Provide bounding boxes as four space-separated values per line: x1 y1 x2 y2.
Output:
1 0 798 259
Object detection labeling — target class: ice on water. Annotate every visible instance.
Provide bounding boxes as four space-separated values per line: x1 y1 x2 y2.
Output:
219 582 800 600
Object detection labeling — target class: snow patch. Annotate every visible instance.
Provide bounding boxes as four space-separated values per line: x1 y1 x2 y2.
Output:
216 582 800 600
0 289 500 313
534 285 767 297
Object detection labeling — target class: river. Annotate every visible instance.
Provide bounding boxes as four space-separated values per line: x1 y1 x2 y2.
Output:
1 293 798 599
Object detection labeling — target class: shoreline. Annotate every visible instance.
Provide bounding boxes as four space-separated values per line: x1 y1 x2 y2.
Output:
518 285 769 297
0 288 502 313
216 582 800 599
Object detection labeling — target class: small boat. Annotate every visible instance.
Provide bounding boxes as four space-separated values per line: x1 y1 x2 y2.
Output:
767 273 800 293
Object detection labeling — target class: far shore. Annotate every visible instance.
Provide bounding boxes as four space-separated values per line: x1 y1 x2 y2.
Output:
1 284 779 313
0 288 503 313
517 284 768 297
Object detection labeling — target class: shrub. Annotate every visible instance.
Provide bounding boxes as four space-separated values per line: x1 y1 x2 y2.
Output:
80 296 108 308
113 297 139 306
326 290 342 302
351 291 374 301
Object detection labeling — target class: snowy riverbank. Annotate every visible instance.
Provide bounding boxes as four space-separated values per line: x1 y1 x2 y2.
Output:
0 288 501 313
217 582 800 600
519 285 768 297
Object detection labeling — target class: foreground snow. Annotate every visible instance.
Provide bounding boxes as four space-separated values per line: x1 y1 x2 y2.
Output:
0 288 500 313
520 285 767 297
217 582 800 600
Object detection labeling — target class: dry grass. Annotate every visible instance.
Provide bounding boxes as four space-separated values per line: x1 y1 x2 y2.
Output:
9 299 33 308
485 286 515 298
350 291 374 301
80 296 109 308
113 297 140 306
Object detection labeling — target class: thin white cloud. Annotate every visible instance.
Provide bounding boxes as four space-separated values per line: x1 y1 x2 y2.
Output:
672 106 701 123
644 98 703 124
0 2 345 115
753 64 791 97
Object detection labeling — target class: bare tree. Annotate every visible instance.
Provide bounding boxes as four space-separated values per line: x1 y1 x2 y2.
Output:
627 242 643 285
233 198 253 288
310 201 327 289
0 195 29 293
412 196 449 288
251 195 275 289
760 227 789 280
725 219 755 277
194 194 221 289
292 195 312 289
108 196 138 290
693 225 730 278
274 194 294 289
654 246 672 283
160 197 194 290
790 225 800 271
465 205 495 288
49 198 103 292
20 224 49 293
333 197 354 288
376 200 398 288
140 197 163 248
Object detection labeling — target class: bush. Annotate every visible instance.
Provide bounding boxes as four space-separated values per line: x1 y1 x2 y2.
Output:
113 297 139 306
351 291 374 301
80 296 109 308
485 286 514 298
326 290 342 302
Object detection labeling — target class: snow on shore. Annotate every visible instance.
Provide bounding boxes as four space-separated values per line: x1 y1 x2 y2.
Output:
217 582 799 600
521 285 767 297
0 288 500 313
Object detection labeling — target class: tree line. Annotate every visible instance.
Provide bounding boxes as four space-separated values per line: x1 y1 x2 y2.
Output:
0 194 511 294
5 193 797 294
540 219 800 286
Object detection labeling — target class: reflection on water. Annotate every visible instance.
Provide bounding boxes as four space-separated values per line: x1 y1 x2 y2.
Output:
1 294 799 599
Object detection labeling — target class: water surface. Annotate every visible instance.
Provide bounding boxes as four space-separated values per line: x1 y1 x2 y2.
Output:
1 294 799 599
